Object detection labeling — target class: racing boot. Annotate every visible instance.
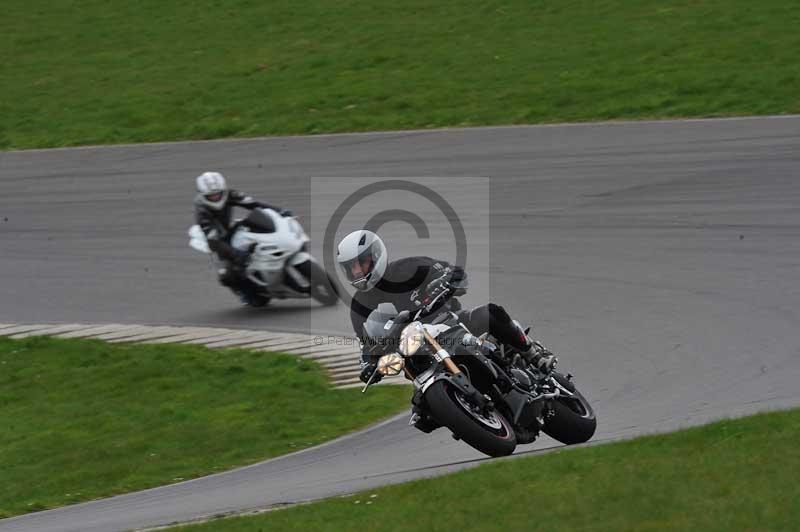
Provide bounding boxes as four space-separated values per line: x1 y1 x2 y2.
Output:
512 320 557 373
523 341 557 374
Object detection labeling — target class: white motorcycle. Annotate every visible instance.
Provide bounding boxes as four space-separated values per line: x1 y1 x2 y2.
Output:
188 208 338 307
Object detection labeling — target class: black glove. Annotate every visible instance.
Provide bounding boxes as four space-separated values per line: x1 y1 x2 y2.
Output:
359 362 382 384
412 276 452 310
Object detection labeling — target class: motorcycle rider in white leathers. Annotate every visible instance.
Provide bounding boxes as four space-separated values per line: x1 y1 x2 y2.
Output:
194 171 292 304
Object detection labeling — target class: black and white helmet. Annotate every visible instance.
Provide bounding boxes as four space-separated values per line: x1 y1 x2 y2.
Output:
336 230 387 292
196 171 228 210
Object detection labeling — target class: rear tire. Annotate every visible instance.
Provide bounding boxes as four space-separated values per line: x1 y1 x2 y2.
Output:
425 380 516 457
543 372 597 445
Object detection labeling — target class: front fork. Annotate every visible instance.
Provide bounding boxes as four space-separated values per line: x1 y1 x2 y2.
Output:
408 329 496 432
422 327 462 376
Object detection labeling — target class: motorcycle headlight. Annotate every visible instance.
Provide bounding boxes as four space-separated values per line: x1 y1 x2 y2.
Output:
398 321 424 357
377 353 405 376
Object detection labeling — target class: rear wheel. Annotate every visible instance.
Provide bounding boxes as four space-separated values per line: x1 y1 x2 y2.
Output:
425 380 516 457
245 293 271 307
543 372 597 445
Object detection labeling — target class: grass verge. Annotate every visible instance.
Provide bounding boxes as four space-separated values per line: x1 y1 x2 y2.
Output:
0 336 408 518
172 407 800 532
2 1 800 149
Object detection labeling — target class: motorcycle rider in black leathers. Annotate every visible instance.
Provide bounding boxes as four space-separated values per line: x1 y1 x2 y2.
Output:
335 230 556 384
194 171 292 305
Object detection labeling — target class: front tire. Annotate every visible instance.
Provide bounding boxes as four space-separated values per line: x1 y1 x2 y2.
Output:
425 380 516 457
291 260 338 306
543 372 597 445
307 261 338 306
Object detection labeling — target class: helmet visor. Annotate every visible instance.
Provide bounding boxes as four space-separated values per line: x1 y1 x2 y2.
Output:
205 191 224 203
340 247 378 288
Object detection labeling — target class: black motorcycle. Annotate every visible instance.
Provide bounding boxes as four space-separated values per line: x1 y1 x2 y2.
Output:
362 303 597 457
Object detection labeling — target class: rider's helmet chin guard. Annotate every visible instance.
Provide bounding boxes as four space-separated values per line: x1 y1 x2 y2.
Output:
196 171 229 211
336 230 388 292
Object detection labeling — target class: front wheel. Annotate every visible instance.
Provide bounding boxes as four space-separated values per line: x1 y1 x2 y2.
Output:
543 372 597 445
307 261 338 306
291 260 339 306
425 380 516 457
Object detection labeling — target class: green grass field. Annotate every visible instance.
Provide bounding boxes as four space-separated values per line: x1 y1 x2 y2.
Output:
2 0 799 149
172 408 800 532
0 336 407 518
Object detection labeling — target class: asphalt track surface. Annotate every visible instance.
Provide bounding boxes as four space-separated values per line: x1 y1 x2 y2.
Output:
1 116 800 531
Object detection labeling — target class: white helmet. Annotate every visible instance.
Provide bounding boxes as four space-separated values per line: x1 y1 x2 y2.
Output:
336 230 388 292
196 171 228 210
